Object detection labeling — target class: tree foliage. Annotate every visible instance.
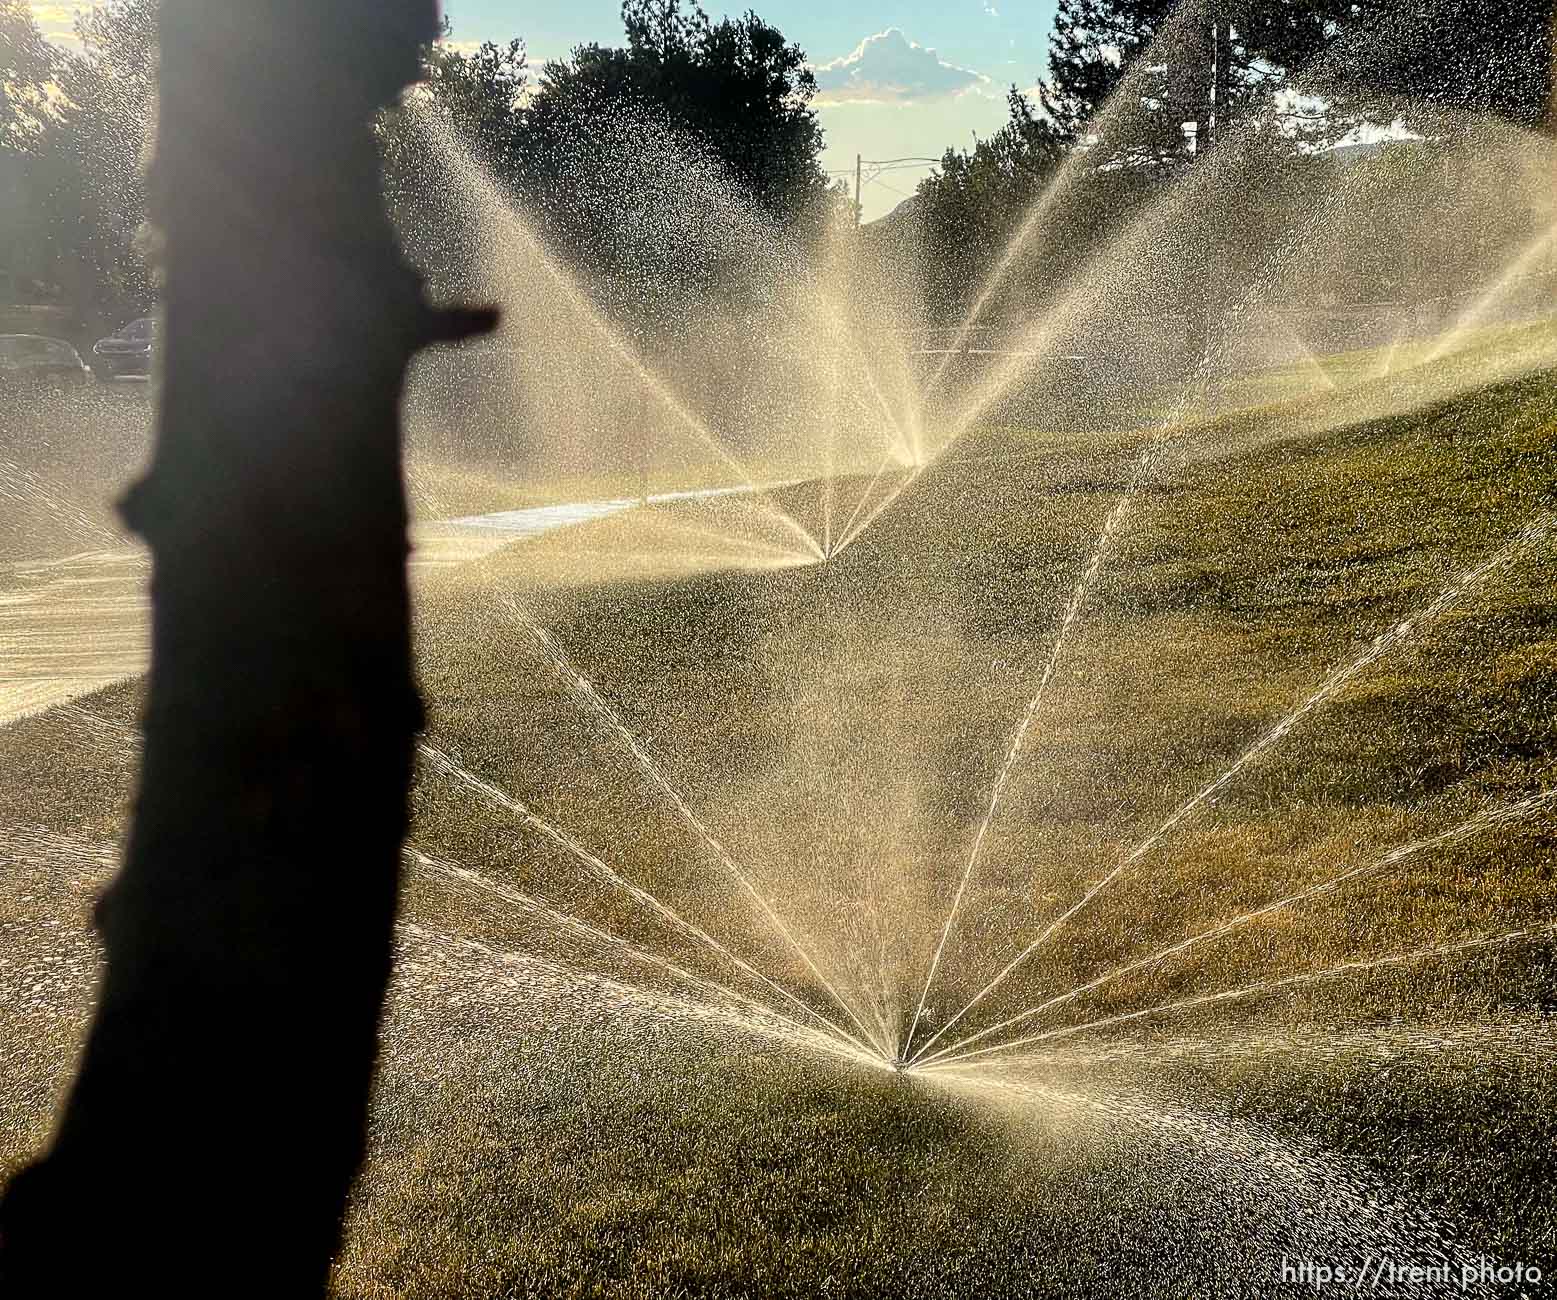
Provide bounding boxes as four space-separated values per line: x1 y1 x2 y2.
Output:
0 0 59 152
903 89 1071 319
901 0 1553 333
0 0 159 317
1041 0 1356 165
378 29 529 299
518 0 837 340
394 0 840 347
1042 0 1554 167
1334 0 1554 132
527 0 829 231
378 0 837 342
9 0 838 329
421 34 529 169
54 0 160 301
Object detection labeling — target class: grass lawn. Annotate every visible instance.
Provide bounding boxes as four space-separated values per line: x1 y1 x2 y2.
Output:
1 343 1554 1296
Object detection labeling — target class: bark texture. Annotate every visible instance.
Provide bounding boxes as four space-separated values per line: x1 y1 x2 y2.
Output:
0 2 491 1292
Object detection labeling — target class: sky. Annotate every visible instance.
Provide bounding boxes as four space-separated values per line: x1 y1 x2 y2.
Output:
445 1 1062 218
26 1 1062 221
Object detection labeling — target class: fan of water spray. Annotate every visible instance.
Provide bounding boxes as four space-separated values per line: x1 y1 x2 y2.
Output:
4 0 1557 1286
392 96 925 569
382 0 1557 1099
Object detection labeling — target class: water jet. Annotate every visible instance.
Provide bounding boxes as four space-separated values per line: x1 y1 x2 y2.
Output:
5 10 1557 1293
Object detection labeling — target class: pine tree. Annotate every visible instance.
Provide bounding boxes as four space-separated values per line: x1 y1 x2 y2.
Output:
1340 0 1553 132
1042 0 1554 166
1040 0 1354 165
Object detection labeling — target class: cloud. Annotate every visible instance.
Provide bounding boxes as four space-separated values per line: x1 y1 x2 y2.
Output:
811 29 991 106
27 3 87 40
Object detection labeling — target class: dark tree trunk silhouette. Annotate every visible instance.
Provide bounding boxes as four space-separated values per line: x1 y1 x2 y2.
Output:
0 2 492 1293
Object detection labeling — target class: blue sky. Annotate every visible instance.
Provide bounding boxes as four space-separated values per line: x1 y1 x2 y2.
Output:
25 1 1062 221
446 1 1063 219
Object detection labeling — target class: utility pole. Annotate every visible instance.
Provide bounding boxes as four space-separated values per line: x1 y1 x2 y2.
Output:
1200 12 1234 387
1182 7 1227 377
848 155 940 226
1211 16 1231 151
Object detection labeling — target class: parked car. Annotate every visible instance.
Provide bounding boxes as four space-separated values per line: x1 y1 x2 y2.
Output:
0 334 94 390
91 315 159 379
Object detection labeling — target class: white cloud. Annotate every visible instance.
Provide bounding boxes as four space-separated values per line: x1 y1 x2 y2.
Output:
27 2 88 48
811 29 991 106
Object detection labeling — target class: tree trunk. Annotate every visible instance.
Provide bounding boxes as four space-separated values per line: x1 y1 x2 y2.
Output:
0 2 492 1293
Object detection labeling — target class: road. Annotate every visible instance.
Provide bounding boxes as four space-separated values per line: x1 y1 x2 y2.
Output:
0 486 762 727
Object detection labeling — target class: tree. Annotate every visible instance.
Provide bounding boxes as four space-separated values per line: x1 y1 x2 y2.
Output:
379 32 530 299
0 2 62 298
1034 0 1554 366
0 1 493 1294
525 0 832 242
906 88 1070 320
1043 0 1555 167
506 0 840 433
412 32 529 173
0 0 59 154
11 0 161 323
1333 0 1554 132
1041 0 1358 166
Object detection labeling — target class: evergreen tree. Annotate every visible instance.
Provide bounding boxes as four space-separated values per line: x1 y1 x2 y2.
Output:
1337 0 1553 131
1042 0 1554 166
1041 0 1358 164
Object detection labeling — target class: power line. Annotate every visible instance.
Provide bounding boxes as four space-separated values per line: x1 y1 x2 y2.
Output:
839 154 943 224
829 156 941 175
827 162 934 175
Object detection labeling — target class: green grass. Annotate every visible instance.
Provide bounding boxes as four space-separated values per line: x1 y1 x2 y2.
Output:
2 351 1555 1296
